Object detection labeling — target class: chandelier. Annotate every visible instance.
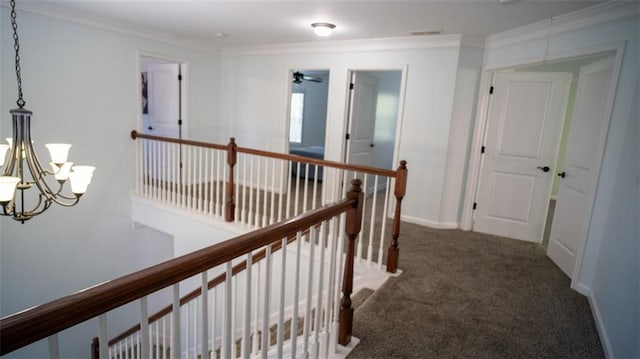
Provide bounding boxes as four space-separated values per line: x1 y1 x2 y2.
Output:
0 0 95 223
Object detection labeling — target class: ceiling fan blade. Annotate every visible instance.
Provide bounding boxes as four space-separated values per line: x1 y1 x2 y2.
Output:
304 76 323 83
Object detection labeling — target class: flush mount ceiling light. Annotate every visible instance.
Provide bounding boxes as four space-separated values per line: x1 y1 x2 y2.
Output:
0 0 95 223
311 22 336 37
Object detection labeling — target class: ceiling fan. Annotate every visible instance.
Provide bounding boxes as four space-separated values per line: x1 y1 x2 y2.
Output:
292 71 322 84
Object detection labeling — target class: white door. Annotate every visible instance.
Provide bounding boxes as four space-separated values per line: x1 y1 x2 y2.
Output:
547 57 615 278
346 72 378 166
143 63 180 138
474 72 572 242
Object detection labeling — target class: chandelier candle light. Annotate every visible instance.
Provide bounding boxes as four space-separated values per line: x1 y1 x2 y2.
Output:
0 0 95 223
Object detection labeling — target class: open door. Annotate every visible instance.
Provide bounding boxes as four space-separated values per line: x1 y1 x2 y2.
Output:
547 56 615 278
345 72 378 166
142 62 182 138
473 72 572 242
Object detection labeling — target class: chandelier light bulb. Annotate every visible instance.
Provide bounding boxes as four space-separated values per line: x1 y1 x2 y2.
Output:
0 177 20 203
46 143 72 164
0 144 9 166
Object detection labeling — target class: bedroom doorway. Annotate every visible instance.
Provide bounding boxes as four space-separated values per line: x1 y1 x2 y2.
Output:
287 69 329 161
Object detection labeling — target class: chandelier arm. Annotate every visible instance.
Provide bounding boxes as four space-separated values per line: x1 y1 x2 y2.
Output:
12 194 53 222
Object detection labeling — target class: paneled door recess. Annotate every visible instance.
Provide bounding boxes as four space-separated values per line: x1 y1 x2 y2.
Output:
547 56 615 278
474 72 572 243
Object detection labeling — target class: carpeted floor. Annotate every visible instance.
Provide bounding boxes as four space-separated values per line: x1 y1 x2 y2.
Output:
348 222 604 358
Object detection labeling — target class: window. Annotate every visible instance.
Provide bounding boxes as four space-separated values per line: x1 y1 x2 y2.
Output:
289 92 304 143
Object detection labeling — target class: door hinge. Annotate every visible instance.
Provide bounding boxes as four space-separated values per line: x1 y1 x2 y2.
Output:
349 83 354 90
481 146 485 154
345 133 350 140
473 202 477 210
489 86 494 94
178 119 182 125
178 74 182 81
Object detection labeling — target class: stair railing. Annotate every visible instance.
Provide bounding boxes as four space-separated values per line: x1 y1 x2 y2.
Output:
0 180 364 359
130 131 407 273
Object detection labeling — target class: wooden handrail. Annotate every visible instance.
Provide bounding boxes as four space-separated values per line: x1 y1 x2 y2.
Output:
108 227 308 346
131 130 408 273
0 196 356 356
131 130 397 178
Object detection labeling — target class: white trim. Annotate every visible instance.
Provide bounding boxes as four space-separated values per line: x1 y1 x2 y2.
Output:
486 1 639 49
400 214 459 229
222 35 462 56
460 71 494 231
571 43 625 288
11 2 221 55
460 35 486 49
585 288 615 358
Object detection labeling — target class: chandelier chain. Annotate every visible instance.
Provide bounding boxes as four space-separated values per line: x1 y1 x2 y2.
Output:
10 0 25 109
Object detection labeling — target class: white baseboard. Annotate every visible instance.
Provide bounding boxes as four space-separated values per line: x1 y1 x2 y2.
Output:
584 287 614 358
400 214 459 229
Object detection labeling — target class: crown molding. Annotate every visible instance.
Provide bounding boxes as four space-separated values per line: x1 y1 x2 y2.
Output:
4 1 221 55
486 1 639 49
221 34 463 57
460 35 486 49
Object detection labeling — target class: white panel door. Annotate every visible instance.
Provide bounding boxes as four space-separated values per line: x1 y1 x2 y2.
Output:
474 72 572 242
346 72 378 167
144 63 180 138
547 57 614 278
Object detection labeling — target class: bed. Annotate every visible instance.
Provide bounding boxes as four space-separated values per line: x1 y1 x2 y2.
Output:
290 146 325 181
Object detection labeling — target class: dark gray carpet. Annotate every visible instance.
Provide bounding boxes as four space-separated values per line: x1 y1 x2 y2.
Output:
348 223 604 358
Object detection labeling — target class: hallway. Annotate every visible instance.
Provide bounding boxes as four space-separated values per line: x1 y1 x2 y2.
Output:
348 223 603 358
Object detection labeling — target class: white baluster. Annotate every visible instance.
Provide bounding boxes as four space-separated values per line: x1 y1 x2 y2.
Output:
242 253 253 359
98 313 108 359
366 175 379 266
294 162 301 216
290 232 302 358
248 156 255 227
235 153 241 222
269 158 276 225
312 165 319 209
222 263 232 358
261 244 273 358
211 287 217 359
378 181 392 268
356 173 368 263
200 272 209 359
303 227 316 357
252 262 261 355
276 237 287 357
140 297 150 359
303 163 310 212
285 161 293 219
278 160 285 222
255 157 262 227
241 154 248 224
325 217 339 356
314 222 327 359
171 284 181 359
198 147 204 213
262 157 269 227
48 334 59 359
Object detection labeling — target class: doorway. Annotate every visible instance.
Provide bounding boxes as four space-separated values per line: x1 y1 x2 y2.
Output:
344 70 403 172
469 51 620 281
139 55 186 139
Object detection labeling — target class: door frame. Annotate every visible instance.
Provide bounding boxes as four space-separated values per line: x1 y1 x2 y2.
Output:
342 66 409 171
136 51 189 138
460 42 625 293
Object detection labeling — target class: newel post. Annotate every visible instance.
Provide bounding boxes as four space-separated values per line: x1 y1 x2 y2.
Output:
387 160 407 273
338 179 364 346
91 337 99 359
225 137 237 222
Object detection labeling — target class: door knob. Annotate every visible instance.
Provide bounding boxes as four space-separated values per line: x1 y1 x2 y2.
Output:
370 143 375 148
536 166 550 172
557 171 566 178
148 126 153 130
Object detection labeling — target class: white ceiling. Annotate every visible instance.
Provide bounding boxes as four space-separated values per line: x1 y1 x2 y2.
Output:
13 0 606 50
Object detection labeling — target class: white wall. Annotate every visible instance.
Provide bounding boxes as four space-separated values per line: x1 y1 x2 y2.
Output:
219 39 462 227
439 47 484 227
0 8 221 357
483 13 639 358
